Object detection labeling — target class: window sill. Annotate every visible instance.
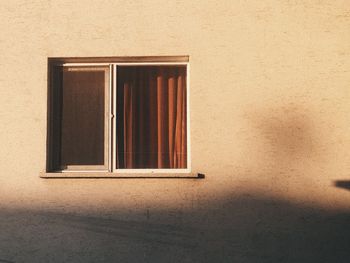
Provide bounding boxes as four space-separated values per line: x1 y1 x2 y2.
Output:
40 172 204 179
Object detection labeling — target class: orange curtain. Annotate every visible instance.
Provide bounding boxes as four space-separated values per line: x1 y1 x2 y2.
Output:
116 66 187 169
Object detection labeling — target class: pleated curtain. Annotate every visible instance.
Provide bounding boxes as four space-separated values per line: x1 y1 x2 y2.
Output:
116 66 187 169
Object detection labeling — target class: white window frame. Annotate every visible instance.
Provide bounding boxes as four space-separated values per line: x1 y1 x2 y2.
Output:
43 58 191 177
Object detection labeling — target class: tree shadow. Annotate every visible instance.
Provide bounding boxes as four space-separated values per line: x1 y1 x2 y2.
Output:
0 194 349 263
2 105 347 262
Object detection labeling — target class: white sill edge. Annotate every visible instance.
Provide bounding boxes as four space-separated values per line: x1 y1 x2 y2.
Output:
40 171 201 178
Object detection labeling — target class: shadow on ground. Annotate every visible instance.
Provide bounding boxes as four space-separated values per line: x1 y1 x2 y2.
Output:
0 194 349 263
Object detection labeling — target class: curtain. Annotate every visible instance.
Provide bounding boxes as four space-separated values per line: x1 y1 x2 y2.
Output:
116 66 187 169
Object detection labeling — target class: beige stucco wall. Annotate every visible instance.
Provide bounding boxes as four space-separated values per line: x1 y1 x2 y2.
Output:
0 1 350 262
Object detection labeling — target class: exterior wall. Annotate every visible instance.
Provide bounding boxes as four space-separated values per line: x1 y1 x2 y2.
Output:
0 0 350 262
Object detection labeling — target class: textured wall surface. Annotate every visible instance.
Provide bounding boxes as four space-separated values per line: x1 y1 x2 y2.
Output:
0 0 350 262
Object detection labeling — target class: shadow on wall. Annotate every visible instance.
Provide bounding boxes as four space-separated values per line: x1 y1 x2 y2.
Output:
0 194 349 263
334 180 350 191
246 103 319 163
1 105 346 263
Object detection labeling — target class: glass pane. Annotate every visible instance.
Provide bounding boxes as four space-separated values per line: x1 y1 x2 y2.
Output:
116 66 187 169
60 67 106 166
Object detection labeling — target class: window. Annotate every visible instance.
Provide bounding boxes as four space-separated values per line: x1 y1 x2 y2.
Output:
45 56 190 176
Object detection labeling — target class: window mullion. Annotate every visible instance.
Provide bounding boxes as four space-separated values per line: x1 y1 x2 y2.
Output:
112 64 118 172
